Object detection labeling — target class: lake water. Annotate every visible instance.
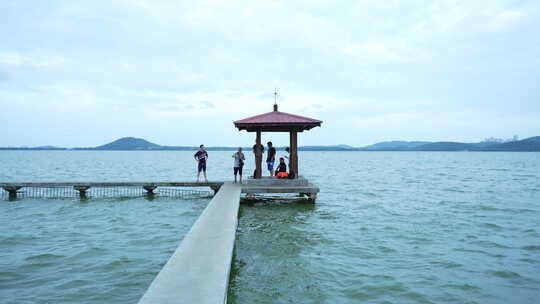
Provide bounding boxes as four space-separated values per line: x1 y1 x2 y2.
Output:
1 151 539 303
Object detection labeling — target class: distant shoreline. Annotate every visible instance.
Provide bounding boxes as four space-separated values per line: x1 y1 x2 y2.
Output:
1 148 539 152
1 136 539 152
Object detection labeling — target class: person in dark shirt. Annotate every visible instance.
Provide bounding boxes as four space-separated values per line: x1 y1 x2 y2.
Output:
266 141 276 176
277 157 287 173
276 157 288 178
194 144 208 182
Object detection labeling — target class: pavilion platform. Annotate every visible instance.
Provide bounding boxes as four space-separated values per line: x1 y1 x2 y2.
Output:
1 179 319 201
240 176 319 200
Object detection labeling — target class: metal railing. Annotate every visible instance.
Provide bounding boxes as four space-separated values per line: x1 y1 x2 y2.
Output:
0 182 222 200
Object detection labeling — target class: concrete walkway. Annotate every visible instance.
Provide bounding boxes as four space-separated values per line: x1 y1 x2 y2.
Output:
138 182 241 304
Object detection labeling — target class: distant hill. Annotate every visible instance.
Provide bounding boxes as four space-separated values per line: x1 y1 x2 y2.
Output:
479 136 540 151
397 137 540 152
95 137 161 150
411 142 472 151
1 136 539 152
364 141 432 150
0 146 66 151
300 144 358 151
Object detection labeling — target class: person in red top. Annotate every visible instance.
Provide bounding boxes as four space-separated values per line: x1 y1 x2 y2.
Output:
194 144 208 182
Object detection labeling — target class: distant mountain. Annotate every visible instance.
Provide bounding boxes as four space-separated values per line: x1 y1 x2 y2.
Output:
410 142 472 151
364 141 432 150
1 136 539 152
479 136 540 151
0 146 66 151
356 137 540 152
94 137 161 150
401 137 540 152
300 144 358 151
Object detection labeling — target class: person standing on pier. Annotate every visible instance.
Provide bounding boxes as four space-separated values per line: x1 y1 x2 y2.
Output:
252 141 264 178
266 141 276 176
232 147 245 183
194 144 208 182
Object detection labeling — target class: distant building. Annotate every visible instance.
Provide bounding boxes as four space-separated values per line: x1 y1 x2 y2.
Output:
482 136 519 143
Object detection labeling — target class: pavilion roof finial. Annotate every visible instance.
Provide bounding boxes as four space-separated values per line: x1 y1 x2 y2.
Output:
273 89 278 112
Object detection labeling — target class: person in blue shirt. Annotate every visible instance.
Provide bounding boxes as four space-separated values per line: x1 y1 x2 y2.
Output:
266 141 276 176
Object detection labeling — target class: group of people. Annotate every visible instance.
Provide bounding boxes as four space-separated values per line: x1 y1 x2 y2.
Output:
193 142 290 183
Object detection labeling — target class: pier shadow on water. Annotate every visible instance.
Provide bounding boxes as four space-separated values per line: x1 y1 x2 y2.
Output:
228 199 326 304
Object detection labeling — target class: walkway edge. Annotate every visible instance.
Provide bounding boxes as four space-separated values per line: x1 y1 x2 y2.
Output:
138 182 241 304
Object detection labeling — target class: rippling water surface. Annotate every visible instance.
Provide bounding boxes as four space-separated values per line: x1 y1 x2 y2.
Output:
1 151 539 303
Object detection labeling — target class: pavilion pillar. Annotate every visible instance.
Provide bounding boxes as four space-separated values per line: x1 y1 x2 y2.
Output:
289 131 298 177
255 131 262 179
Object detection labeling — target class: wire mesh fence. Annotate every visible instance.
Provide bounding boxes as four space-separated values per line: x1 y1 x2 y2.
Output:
0 186 213 200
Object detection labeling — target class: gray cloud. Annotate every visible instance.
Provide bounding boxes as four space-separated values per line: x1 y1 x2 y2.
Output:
199 100 215 109
0 0 539 147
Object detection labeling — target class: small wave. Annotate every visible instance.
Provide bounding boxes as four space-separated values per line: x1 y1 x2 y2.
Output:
377 246 397 253
521 245 540 251
482 223 503 231
362 282 408 294
402 291 431 302
0 271 24 281
1 235 39 245
317 212 337 220
113 280 144 288
477 205 500 211
453 248 492 256
55 279 91 289
70 247 108 260
442 187 468 193
487 270 522 279
25 253 65 261
473 240 510 249
443 283 481 292
512 174 536 178
430 261 463 269
360 191 378 197
488 168 511 172
519 258 539 264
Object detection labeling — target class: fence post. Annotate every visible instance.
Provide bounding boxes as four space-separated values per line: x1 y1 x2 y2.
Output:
3 186 21 199
73 186 90 198
143 186 158 194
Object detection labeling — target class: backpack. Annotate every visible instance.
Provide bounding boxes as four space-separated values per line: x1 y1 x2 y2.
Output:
237 152 244 166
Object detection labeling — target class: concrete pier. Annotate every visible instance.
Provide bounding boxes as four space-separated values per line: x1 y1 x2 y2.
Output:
138 182 241 304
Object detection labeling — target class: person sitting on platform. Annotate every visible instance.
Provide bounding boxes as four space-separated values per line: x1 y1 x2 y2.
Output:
276 157 288 178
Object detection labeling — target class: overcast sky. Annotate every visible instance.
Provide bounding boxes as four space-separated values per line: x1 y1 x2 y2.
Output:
1 0 539 147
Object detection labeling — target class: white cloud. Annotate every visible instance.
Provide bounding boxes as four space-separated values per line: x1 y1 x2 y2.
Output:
483 9 523 30
342 42 406 62
0 51 67 69
0 0 539 146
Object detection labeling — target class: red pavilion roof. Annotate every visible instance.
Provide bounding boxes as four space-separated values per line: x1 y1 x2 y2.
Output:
234 104 322 132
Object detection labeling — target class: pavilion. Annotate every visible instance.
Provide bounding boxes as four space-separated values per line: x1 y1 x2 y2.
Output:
234 103 322 179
